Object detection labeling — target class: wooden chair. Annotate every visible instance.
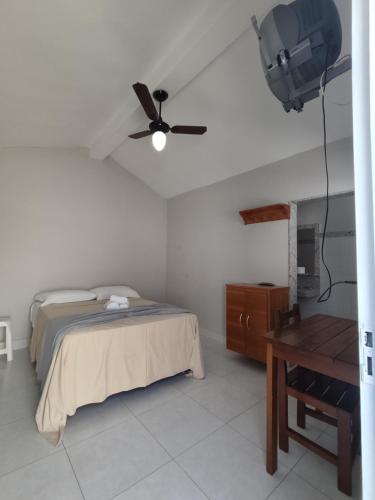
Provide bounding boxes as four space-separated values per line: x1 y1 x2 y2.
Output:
278 305 306 427
278 304 301 328
277 307 360 496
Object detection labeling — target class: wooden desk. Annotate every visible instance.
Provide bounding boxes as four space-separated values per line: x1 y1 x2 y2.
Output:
264 314 359 474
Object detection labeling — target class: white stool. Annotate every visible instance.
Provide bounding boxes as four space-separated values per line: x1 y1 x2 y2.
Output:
0 317 13 362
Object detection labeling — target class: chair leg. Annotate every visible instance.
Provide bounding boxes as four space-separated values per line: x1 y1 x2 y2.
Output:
278 359 289 452
352 404 361 458
297 400 306 429
337 410 352 496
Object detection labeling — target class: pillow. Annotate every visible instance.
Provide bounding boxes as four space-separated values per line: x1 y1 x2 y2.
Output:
90 285 140 300
34 289 89 302
34 289 97 306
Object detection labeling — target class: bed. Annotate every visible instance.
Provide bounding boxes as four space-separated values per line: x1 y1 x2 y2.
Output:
30 297 204 445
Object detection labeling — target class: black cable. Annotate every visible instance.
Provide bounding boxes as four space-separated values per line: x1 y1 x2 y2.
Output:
317 47 333 303
317 280 357 303
316 52 356 303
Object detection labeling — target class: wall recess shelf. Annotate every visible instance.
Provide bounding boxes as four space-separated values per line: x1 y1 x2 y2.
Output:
239 203 290 225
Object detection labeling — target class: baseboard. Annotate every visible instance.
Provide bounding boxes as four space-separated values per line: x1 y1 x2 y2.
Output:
13 338 29 350
200 328 226 345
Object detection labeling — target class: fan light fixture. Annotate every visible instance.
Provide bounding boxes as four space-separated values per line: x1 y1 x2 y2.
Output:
152 131 166 152
129 83 207 150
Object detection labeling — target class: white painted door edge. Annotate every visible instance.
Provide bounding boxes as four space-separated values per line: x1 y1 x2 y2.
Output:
352 1 375 498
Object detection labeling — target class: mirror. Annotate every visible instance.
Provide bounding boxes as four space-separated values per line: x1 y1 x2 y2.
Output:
297 223 320 299
297 224 320 275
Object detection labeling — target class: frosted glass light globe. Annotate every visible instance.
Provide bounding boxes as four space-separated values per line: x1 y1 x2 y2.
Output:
152 131 166 151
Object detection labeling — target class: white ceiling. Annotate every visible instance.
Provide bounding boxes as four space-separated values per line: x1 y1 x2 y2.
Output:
0 0 352 198
0 0 210 147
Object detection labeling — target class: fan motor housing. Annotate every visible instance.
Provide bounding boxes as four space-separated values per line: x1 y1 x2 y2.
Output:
153 90 168 102
149 120 170 133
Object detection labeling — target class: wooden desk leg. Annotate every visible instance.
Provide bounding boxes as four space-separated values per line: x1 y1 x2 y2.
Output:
266 343 278 474
337 409 352 496
278 358 289 453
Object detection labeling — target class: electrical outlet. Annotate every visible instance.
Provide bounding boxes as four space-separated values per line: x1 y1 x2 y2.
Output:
362 329 375 385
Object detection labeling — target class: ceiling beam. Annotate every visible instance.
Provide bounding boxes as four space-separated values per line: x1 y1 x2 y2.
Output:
89 0 257 160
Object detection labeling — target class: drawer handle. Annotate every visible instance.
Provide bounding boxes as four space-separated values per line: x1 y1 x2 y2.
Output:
239 312 243 325
246 314 250 329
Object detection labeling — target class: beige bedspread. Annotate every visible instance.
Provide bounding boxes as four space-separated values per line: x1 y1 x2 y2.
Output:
31 299 204 445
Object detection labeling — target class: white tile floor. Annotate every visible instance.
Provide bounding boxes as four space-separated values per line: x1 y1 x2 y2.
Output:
0 338 362 500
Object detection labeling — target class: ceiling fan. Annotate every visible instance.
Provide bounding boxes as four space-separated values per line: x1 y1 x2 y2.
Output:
129 82 207 151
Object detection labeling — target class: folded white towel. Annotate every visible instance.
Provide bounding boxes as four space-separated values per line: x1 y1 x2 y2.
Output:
110 294 129 305
105 300 129 311
105 302 120 310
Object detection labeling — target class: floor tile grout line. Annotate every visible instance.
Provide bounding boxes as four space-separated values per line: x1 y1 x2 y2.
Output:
62 441 86 500
224 402 329 461
129 390 225 431
62 408 135 450
64 401 176 500
0 412 40 431
181 378 265 424
172 420 288 500
263 465 332 500
124 388 228 464
172 422 227 461
0 412 39 430
264 469 293 500
292 469 337 500
113 353 271 463
259 426 334 500
263 457 329 500
184 373 267 401
116 367 249 423
0 444 62 481
172 459 211 499
289 426 326 474
132 384 267 469
132 388 279 487
117 385 183 416
292 428 350 499
122 398 174 460
287 427 338 500
108 459 175 500
222 418 288 466
104 403 178 500
224 410 327 472
225 397 266 424
108 457 212 500
175 389 228 423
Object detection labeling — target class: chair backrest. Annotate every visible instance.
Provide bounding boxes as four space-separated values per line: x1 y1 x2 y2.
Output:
278 304 301 328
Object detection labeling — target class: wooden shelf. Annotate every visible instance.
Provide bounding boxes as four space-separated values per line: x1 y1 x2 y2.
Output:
239 203 290 225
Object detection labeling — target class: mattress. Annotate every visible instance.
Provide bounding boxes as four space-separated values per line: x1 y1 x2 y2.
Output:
31 298 204 444
30 300 42 328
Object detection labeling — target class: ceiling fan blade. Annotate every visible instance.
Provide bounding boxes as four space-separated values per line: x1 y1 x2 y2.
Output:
128 130 153 139
132 82 158 121
171 125 207 135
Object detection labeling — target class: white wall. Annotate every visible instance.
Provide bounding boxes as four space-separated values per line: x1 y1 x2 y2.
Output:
0 148 166 346
297 193 357 319
166 138 354 339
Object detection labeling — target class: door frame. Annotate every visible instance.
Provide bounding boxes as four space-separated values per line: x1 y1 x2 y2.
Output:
352 1 375 498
